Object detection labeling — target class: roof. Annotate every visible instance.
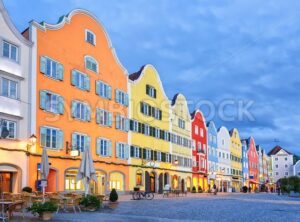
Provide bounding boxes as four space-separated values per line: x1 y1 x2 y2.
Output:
171 93 179 106
267 145 292 156
129 65 146 81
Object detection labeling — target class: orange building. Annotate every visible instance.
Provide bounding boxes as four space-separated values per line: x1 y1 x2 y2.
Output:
23 9 129 194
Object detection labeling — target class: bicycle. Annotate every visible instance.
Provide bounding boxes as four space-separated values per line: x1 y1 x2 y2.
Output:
132 191 154 200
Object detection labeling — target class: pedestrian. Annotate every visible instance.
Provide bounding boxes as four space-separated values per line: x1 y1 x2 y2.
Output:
249 186 252 193
213 184 217 195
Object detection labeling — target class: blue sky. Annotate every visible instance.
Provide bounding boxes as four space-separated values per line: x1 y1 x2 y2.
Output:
3 0 300 155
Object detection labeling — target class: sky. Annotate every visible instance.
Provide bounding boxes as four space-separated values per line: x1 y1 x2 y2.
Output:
3 0 300 155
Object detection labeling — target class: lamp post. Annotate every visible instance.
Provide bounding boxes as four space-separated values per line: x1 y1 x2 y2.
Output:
26 134 37 155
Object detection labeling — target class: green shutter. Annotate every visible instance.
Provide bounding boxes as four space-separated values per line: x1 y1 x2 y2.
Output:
108 86 112 100
58 96 64 114
39 90 46 110
85 136 91 152
108 140 112 156
57 130 64 149
125 94 129 106
96 109 100 124
95 81 100 95
71 133 77 150
71 70 77 86
115 89 119 103
116 142 120 158
125 118 129 132
57 63 64 80
40 127 47 147
40 56 47 74
85 75 90 91
71 101 77 118
125 144 129 159
116 115 120 129
86 105 91 121
108 112 112 127
96 138 100 155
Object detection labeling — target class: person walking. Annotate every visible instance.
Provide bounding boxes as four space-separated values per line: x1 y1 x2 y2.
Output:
213 184 217 195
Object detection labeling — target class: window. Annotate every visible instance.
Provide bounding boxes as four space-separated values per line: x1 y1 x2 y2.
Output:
146 85 156 98
145 149 151 160
85 30 96 45
285 172 288 176
140 102 162 120
96 80 111 99
109 172 124 191
116 142 129 159
65 169 83 191
136 170 143 186
157 151 161 161
275 172 279 176
275 164 278 168
178 119 185 129
85 56 98 73
275 157 278 161
40 126 63 149
200 128 204 137
285 164 288 168
71 70 90 91
40 90 64 114
0 119 17 139
96 109 112 127
71 101 91 121
96 138 112 157
130 146 141 158
72 133 90 152
40 56 64 80
195 126 199 135
2 41 18 62
144 124 150 135
115 89 128 106
285 157 288 161
115 114 129 131
1 78 18 99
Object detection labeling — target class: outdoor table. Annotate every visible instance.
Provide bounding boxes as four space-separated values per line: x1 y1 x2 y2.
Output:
0 201 14 221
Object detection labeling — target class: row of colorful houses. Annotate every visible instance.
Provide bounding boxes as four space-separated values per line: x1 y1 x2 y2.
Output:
0 2 294 195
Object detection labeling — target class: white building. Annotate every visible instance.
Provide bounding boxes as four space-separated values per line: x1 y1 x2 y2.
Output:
268 146 294 183
217 126 231 192
0 0 33 193
294 160 300 177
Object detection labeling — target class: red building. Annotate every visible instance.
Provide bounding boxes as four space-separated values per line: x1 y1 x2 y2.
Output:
246 137 259 191
191 110 208 192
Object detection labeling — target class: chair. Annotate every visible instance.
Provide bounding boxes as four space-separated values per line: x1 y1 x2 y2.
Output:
163 184 171 198
7 201 26 220
65 196 82 213
50 196 64 214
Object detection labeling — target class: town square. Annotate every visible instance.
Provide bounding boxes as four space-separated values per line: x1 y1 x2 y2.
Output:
0 0 300 221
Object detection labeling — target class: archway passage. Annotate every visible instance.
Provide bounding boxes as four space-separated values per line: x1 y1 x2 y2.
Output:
150 172 156 193
0 172 13 192
158 173 163 194
164 173 169 186
46 169 57 192
145 171 150 193
181 179 185 192
0 164 21 193
186 177 191 192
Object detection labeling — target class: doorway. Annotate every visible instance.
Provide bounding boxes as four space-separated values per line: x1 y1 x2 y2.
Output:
0 172 13 192
150 172 155 193
181 179 185 192
46 169 57 192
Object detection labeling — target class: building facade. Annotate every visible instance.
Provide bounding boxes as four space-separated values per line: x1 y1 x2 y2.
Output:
246 137 259 191
229 128 242 192
217 126 231 192
294 160 300 177
128 65 174 193
25 9 129 194
0 0 33 193
191 110 208 192
207 121 218 189
268 146 294 183
241 140 249 187
256 145 264 189
170 94 192 192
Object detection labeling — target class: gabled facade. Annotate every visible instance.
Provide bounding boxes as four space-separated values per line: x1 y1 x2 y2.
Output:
191 110 208 191
246 137 259 191
0 0 33 193
217 126 231 192
241 140 249 187
25 9 129 193
268 146 294 183
294 160 300 177
229 128 242 192
128 65 175 193
207 121 218 188
170 93 192 192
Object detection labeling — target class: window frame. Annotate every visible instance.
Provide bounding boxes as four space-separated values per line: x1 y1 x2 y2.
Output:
0 118 17 139
85 55 98 73
2 40 19 62
85 29 96 46
0 77 18 100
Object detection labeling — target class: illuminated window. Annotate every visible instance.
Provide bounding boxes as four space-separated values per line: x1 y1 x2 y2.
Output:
65 169 83 191
136 170 143 186
109 172 124 191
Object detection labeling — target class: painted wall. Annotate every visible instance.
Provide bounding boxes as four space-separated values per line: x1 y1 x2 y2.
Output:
207 121 218 174
27 9 129 193
241 140 249 186
229 128 242 191
271 150 294 182
246 137 259 187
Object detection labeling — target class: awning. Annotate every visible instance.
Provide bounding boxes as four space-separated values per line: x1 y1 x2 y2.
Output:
0 165 18 172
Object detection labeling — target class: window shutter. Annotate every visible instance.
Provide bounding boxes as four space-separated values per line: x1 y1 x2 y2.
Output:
151 150 154 160
116 142 120 158
125 94 129 106
108 112 112 127
108 140 112 156
85 76 90 91
57 130 64 149
107 86 112 100
71 101 77 118
141 123 145 134
85 136 91 152
58 96 64 114
146 85 149 95
40 127 47 147
159 110 162 120
130 146 134 157
143 149 146 159
85 105 91 121
71 70 77 86
39 90 46 110
96 109 100 124
125 144 129 159
154 89 157 98
95 81 100 95
57 63 64 80
115 89 118 103
139 148 142 158
71 133 77 150
154 151 157 161
116 115 120 129
138 122 142 133
40 56 47 74
130 120 133 131
140 102 144 113
125 118 129 132
96 138 100 155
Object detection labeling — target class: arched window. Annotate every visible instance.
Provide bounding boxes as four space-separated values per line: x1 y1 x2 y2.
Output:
109 172 124 191
85 56 98 73
136 170 143 186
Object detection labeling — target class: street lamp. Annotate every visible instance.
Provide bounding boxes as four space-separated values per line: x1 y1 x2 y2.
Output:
26 134 37 154
65 141 80 157
174 159 179 165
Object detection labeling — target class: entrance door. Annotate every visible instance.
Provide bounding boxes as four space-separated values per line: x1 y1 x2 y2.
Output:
158 173 163 194
46 169 57 192
0 172 12 193
145 172 150 193
150 173 155 193
92 173 106 195
181 179 185 192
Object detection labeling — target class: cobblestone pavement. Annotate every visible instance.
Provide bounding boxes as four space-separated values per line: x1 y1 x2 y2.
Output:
9 193 300 222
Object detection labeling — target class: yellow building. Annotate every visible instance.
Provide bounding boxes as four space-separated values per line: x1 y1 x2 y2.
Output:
229 128 242 192
170 94 193 192
128 65 174 193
